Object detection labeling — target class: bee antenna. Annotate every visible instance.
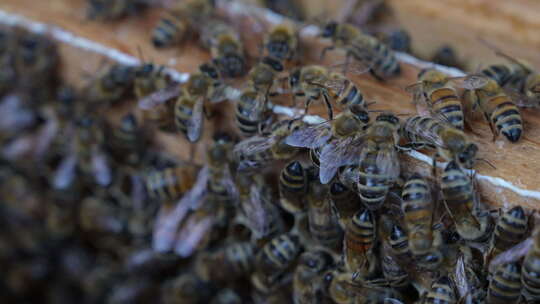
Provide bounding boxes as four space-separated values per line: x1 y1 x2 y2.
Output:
478 158 497 170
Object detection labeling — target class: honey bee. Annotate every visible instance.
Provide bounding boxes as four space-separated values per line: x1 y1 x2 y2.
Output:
262 23 299 62
84 64 136 105
441 160 493 243
423 275 457 304
288 65 368 119
453 248 488 303
162 273 211 304
432 45 462 69
380 243 409 290
488 206 528 261
246 56 285 97
344 209 377 276
462 76 523 142
107 113 146 165
144 165 199 202
152 0 214 48
201 20 246 78
401 173 443 269
279 160 308 214
406 68 465 130
87 0 148 20
252 232 302 293
233 119 301 170
210 289 242 304
487 262 521 304
329 181 362 229
194 241 255 283
285 105 370 183
320 21 401 80
401 115 478 169
307 172 343 249
324 269 358 304
234 88 272 137
293 250 336 304
356 113 401 210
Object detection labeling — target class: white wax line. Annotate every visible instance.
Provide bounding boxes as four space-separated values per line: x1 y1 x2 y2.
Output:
0 9 190 83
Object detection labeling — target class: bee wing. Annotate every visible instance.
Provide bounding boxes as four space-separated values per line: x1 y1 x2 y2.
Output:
186 97 204 142
319 135 365 184
138 85 181 110
152 166 210 252
52 154 78 190
284 122 332 149
222 167 240 203
242 183 276 239
454 255 470 300
91 150 112 187
330 60 373 76
324 77 348 93
209 84 238 103
403 118 448 148
374 148 400 183
447 75 488 90
1 135 33 161
174 215 214 257
233 135 276 159
34 114 60 160
488 236 533 272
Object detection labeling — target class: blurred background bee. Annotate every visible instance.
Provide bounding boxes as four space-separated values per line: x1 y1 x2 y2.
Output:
87 0 150 20
293 249 335 304
84 64 136 105
200 20 246 78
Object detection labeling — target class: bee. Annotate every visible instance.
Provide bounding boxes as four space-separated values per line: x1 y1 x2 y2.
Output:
252 232 302 293
401 173 443 269
233 119 301 170
195 242 255 283
401 115 478 169
462 76 523 142
134 62 171 99
423 275 457 304
356 113 401 210
320 21 401 80
325 269 359 304
380 243 409 290
488 206 528 260
234 88 271 137
107 113 146 165
247 56 285 97
162 273 211 304
307 172 343 249
293 250 335 304
285 105 370 183
144 165 199 202
432 45 462 69
406 68 465 130
384 221 411 260
279 160 308 214
288 65 367 119
152 0 214 48
487 262 521 304
262 23 299 62
441 160 493 243
210 289 242 304
85 64 135 105
378 29 411 53
329 181 362 229
344 209 377 276
201 20 246 78
87 0 148 20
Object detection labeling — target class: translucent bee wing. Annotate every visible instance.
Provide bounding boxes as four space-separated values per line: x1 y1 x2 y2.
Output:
403 116 448 148
130 174 147 210
221 167 240 203
91 151 112 187
284 122 332 149
152 166 209 252
324 76 348 93
319 136 365 184
138 85 181 110
53 154 78 190
330 59 373 76
374 148 400 183
338 165 360 188
488 236 533 273
174 215 214 257
447 75 488 90
209 84 236 103
454 255 470 300
233 135 276 159
404 82 423 95
34 114 59 160
1 135 33 161
242 183 275 239
186 97 204 142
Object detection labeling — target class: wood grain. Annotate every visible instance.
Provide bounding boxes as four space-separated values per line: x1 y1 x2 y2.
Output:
1 0 540 211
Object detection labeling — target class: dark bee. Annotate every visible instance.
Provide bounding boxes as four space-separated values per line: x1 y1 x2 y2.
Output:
262 23 298 61
279 160 308 214
432 45 462 69
424 275 457 304
201 20 246 78
85 64 135 105
487 262 522 304
344 209 377 277
489 206 528 260
329 181 362 229
293 250 335 304
195 242 255 283
234 88 271 138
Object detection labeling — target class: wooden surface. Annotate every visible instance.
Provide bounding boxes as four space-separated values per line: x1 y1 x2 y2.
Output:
2 0 540 211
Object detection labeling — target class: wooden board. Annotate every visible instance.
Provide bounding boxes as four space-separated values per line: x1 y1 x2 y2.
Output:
1 0 540 211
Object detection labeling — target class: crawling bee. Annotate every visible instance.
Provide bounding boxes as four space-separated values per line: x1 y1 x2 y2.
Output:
424 275 457 304
293 250 335 304
487 262 521 304
462 76 523 142
107 113 146 166
344 209 377 276
406 68 466 130
329 181 362 229
234 88 272 138
233 119 301 170
288 65 368 119
87 0 148 20
262 23 299 62
85 64 136 105
488 206 528 262
401 115 478 169
320 21 400 80
195 242 255 283
246 56 286 97
441 160 493 243
201 20 246 78
152 0 214 48
285 105 370 183
279 160 308 214
252 232 302 293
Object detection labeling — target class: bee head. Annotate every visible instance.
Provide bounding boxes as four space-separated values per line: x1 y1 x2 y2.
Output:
457 143 478 169
262 56 283 72
349 105 370 124
321 21 338 38
199 62 219 80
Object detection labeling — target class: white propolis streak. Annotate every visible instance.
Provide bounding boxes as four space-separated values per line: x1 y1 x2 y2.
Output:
2 7 539 201
0 9 190 83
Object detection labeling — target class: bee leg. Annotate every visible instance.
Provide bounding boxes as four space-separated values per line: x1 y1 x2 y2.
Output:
322 92 334 120
304 97 314 117
431 153 439 180
320 45 335 61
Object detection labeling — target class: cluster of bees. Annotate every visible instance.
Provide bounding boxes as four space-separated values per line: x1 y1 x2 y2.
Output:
1 0 540 303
